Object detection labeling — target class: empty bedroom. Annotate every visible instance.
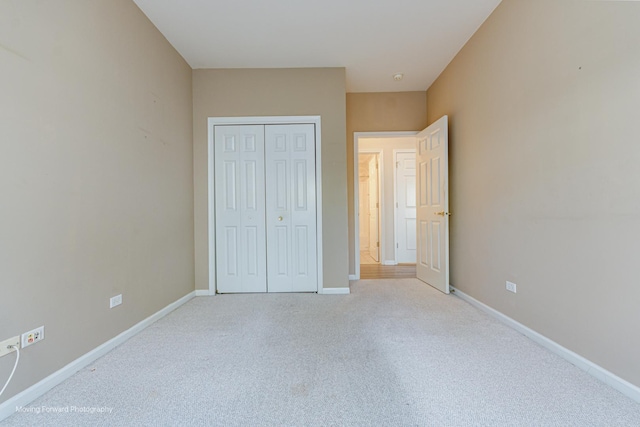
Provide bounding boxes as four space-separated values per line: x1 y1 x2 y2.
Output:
1 0 639 425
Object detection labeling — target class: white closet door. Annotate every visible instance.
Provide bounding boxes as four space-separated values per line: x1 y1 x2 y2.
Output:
215 125 267 293
265 124 317 292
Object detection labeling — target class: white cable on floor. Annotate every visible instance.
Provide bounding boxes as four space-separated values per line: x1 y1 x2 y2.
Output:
0 345 20 398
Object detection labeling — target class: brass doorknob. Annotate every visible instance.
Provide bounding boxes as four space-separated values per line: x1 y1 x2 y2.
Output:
436 211 452 217
278 216 283 221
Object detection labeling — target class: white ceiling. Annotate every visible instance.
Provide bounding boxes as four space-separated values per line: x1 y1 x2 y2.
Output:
132 0 502 93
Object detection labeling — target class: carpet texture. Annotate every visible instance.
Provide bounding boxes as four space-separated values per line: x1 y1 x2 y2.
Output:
2 279 640 426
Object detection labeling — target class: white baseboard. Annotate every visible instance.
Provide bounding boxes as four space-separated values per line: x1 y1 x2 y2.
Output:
321 287 351 295
382 261 398 266
0 291 196 421
195 290 214 296
451 286 640 404
348 275 358 281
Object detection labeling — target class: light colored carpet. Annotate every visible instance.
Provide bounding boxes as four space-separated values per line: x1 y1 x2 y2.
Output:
3 279 640 426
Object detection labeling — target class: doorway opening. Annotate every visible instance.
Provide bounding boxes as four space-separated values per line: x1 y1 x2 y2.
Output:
354 132 418 280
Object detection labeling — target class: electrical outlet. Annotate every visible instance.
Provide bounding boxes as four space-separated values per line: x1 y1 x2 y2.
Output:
506 281 517 293
110 294 122 308
21 326 44 348
0 336 20 358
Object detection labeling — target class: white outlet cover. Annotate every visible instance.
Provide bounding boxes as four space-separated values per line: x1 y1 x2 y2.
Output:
0 336 20 358
22 326 45 348
110 294 123 308
506 281 517 293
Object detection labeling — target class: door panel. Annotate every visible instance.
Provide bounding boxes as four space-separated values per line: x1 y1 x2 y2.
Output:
294 160 308 209
295 226 309 275
416 116 449 294
266 124 317 292
396 151 417 263
215 125 267 293
275 226 288 275
224 227 237 276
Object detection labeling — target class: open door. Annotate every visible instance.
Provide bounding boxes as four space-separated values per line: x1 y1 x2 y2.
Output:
368 155 380 262
416 116 450 294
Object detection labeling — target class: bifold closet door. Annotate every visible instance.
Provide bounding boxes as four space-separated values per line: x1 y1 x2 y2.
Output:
214 125 267 293
265 124 317 292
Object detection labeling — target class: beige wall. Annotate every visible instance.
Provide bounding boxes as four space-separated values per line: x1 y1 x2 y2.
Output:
427 0 640 387
359 137 416 264
0 0 194 403
193 68 348 290
346 92 427 274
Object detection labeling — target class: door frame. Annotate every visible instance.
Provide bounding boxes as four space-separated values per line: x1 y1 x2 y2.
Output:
353 131 417 280
393 149 417 264
208 116 324 294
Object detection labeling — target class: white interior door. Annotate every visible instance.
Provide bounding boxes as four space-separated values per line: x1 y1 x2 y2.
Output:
368 155 380 262
359 178 370 251
416 116 449 294
395 151 417 264
265 124 317 292
214 125 267 293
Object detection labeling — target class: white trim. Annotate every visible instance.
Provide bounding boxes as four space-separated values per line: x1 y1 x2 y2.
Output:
353 143 360 279
207 119 216 295
0 291 196 421
348 275 357 281
320 287 351 295
208 116 323 294
353 131 418 280
355 131 418 138
393 148 416 264
451 286 640 404
383 260 398 266
195 290 213 296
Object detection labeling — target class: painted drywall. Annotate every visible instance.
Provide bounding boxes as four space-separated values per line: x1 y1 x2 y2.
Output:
346 92 427 274
0 0 194 402
358 138 416 264
193 68 348 291
427 0 640 387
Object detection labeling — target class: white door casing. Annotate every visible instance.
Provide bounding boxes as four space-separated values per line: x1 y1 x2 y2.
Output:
353 132 417 279
395 151 417 264
265 124 317 292
214 125 267 293
368 155 380 262
416 116 449 294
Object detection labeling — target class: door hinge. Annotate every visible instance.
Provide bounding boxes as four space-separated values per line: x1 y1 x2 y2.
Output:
377 242 380 247
396 202 398 208
397 243 399 248
376 202 379 208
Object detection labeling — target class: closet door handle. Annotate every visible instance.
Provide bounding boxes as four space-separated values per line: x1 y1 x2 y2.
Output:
278 216 283 221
